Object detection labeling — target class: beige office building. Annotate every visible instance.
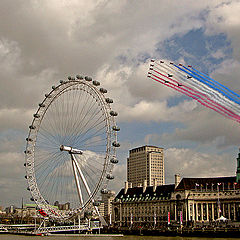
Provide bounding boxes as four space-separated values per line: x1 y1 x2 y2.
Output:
127 145 164 187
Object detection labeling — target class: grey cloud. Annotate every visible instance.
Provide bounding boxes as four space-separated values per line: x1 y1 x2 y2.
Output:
165 147 236 184
161 106 240 148
0 0 239 206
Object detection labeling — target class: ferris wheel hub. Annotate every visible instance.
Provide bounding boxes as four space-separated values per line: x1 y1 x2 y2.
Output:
60 145 83 154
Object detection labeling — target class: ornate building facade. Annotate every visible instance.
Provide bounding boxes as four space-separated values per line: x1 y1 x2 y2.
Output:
112 149 240 227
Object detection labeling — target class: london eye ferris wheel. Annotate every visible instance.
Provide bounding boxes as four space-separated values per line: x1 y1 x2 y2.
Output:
24 75 120 220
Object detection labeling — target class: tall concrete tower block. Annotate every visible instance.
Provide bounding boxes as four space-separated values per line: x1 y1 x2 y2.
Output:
127 145 164 187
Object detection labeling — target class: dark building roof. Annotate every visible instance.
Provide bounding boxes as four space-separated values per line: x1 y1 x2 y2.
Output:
129 145 163 153
175 176 238 191
114 184 175 203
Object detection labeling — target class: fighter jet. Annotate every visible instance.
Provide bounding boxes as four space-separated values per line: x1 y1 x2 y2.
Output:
187 75 192 79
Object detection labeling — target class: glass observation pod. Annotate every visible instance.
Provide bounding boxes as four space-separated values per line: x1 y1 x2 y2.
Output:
106 98 113 104
110 111 118 116
85 76 92 81
106 174 114 180
101 189 108 194
45 93 51 98
110 157 118 164
33 113 40 118
100 88 107 94
76 75 84 80
112 126 120 131
39 103 45 107
112 141 120 147
93 80 100 86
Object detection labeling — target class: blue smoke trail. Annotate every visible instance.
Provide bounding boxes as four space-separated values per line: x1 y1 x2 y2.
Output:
191 67 240 99
173 64 240 105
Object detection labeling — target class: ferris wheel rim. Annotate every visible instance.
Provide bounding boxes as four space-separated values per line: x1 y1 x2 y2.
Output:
24 77 119 220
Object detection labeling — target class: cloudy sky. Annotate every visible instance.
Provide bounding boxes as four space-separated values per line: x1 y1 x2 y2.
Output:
0 0 240 207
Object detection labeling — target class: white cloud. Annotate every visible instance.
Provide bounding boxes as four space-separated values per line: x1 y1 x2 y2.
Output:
165 147 236 183
0 0 240 205
205 1 240 59
118 99 197 123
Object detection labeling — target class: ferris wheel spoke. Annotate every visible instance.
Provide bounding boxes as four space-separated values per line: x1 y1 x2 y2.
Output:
75 105 103 136
69 90 102 138
38 126 61 147
70 114 106 147
76 154 103 174
38 155 68 204
80 137 107 150
64 88 92 142
67 94 99 144
77 128 107 147
25 79 119 220
50 96 66 140
40 106 63 143
35 152 65 187
71 116 106 146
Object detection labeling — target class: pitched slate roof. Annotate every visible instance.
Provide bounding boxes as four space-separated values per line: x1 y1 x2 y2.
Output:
175 176 238 191
114 184 175 203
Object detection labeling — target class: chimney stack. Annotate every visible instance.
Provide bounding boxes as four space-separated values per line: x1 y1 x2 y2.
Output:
153 179 157 192
175 174 181 188
143 179 147 193
124 181 128 194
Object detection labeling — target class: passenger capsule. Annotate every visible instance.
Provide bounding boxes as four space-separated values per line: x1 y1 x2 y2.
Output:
68 76 72 80
27 187 30 191
30 197 34 201
106 98 113 104
110 111 118 116
93 80 100 86
100 88 107 94
112 141 120 147
24 163 26 167
29 125 36 130
26 138 33 142
106 174 114 180
52 85 56 90
59 80 64 84
110 157 118 164
25 175 28 179
45 93 51 98
76 75 84 79
112 126 120 131
33 113 40 118
101 189 108 194
39 103 45 107
24 150 31 154
85 76 92 81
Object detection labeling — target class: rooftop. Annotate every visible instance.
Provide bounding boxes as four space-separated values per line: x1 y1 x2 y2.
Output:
115 184 175 202
176 176 238 191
